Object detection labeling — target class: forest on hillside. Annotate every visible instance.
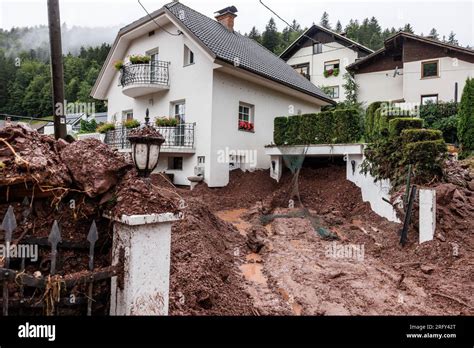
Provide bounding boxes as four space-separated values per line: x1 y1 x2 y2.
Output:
0 13 466 118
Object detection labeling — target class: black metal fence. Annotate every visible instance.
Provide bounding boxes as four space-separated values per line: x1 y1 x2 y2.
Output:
119 61 170 87
105 123 195 151
0 203 118 316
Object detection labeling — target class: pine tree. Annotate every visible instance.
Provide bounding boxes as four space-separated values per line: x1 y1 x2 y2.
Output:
402 23 414 33
447 31 458 45
335 21 343 33
320 12 331 29
247 26 262 43
262 18 282 53
458 78 474 155
428 28 439 40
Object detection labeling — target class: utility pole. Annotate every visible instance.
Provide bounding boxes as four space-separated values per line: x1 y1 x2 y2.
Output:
47 0 67 139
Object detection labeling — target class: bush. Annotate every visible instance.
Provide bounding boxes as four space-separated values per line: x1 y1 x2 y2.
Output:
315 111 334 143
129 55 151 64
419 101 458 127
97 123 115 134
273 117 288 145
300 113 318 144
402 140 447 182
458 77 474 155
79 118 98 134
123 119 140 129
365 101 385 142
388 118 424 137
155 118 178 127
286 116 303 145
401 129 443 144
431 115 458 144
333 108 362 143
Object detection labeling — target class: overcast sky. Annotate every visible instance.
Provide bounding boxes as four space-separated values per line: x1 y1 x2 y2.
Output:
1 0 473 46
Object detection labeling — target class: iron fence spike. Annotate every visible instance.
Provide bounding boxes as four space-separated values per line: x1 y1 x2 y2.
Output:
48 220 62 245
2 205 17 242
87 220 98 244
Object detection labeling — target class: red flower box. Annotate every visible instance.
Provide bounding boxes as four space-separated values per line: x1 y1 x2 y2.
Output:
238 121 254 132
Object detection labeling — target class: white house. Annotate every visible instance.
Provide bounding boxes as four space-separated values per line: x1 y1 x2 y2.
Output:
347 32 474 106
280 24 373 102
91 2 334 187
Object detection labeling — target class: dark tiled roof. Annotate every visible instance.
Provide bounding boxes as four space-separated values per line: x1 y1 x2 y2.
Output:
164 2 334 103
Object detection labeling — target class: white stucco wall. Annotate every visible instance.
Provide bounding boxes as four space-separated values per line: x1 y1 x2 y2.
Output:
355 69 404 105
209 70 321 187
403 57 474 104
286 42 359 102
356 57 474 105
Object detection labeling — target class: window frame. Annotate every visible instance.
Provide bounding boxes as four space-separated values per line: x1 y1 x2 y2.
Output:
421 94 438 105
171 100 186 123
122 109 133 121
421 60 439 79
168 157 183 171
291 62 310 80
313 42 323 54
238 102 255 133
324 60 340 72
184 45 195 66
326 86 340 99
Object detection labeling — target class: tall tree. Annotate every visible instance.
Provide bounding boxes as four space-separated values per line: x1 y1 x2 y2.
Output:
458 78 474 155
402 23 414 33
320 12 331 29
335 20 343 33
428 28 439 40
261 18 282 53
247 26 262 43
447 31 458 45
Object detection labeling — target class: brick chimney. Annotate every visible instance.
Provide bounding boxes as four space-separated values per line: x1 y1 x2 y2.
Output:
215 6 238 32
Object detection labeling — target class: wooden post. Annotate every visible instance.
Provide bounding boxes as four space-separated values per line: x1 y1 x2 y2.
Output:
47 0 67 139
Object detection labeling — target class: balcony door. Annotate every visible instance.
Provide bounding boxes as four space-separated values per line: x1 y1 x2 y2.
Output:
173 101 185 146
147 48 159 83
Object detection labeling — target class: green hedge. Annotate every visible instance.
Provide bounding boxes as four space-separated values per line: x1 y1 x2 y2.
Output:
388 118 424 137
272 108 361 145
458 77 474 155
334 108 362 143
273 117 288 145
365 101 385 141
401 129 443 144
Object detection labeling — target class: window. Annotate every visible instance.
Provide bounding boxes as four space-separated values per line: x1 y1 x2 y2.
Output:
324 60 340 72
122 110 133 121
184 45 195 66
421 94 438 105
292 63 310 80
238 102 255 132
325 86 340 99
313 43 323 54
168 157 183 170
197 156 205 164
421 60 439 79
172 101 186 123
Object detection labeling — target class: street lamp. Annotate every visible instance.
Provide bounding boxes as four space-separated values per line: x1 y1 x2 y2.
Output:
128 113 165 177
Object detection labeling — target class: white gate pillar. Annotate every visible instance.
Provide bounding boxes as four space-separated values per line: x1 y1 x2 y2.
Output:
419 189 436 244
108 213 181 315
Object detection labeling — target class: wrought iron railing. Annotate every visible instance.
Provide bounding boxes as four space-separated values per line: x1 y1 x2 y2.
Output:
119 61 170 87
105 123 195 151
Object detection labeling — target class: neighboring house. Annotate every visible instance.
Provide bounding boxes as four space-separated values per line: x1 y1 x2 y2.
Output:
91 1 333 187
280 24 373 102
347 32 474 106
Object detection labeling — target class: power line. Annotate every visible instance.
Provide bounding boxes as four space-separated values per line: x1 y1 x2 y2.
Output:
138 0 182 37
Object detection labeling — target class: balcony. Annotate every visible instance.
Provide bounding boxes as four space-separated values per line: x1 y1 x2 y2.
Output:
119 61 170 98
105 123 195 154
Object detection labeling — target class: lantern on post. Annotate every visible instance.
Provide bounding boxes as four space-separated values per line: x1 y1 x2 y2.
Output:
128 119 165 177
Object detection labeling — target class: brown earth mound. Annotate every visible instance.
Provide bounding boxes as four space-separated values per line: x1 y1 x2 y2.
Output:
60 138 132 197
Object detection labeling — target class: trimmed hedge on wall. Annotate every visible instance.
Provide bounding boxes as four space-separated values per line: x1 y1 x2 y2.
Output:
401 129 443 144
388 118 424 137
273 108 361 145
365 101 385 142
